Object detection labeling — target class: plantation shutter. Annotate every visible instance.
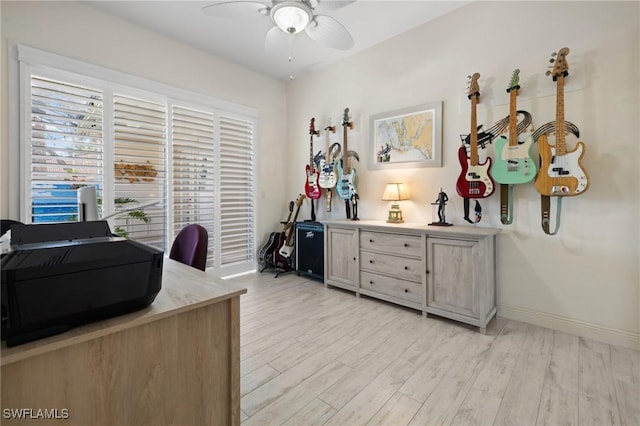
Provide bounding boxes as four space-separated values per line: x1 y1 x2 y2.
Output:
171 105 216 268
29 76 104 223
219 115 254 266
19 46 257 276
113 94 166 250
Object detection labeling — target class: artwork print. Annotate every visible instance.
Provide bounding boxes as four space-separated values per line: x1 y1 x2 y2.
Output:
369 102 442 169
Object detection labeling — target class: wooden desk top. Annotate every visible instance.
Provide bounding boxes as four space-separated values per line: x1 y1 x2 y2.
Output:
1 258 247 366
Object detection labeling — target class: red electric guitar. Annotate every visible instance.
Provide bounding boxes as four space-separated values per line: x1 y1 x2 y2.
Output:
456 73 495 198
304 118 322 199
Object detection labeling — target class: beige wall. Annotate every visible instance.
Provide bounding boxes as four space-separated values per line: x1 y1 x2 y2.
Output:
2 1 638 348
287 1 639 348
0 0 287 251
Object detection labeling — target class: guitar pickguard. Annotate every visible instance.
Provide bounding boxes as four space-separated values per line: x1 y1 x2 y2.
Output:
319 161 337 188
534 135 589 196
492 133 537 185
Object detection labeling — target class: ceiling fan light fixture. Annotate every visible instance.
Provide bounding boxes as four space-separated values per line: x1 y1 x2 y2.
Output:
271 1 312 34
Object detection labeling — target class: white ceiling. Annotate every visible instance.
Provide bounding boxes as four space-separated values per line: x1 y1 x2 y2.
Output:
83 0 471 81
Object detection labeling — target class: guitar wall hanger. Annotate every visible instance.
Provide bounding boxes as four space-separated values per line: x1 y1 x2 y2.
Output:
459 110 532 154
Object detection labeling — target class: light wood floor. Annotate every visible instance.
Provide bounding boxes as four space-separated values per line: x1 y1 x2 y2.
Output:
226 272 639 426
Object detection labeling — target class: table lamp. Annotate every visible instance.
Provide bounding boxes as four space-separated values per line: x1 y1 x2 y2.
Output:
382 182 409 223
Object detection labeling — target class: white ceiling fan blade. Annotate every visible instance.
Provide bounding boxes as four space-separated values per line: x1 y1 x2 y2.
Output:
312 1 356 12
264 25 295 55
202 1 271 18
305 15 354 50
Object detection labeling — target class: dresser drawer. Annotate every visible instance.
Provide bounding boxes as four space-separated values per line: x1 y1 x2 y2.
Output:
360 251 423 282
360 271 422 304
360 231 422 258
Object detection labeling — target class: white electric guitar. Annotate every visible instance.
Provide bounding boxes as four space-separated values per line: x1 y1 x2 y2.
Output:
319 118 338 189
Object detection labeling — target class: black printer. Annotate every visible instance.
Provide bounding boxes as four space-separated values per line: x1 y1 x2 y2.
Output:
1 221 163 347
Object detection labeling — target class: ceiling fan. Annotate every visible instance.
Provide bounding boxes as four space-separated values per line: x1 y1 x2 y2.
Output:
202 0 355 51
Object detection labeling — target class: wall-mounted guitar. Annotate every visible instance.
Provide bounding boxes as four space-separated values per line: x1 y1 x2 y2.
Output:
305 118 321 222
492 69 537 224
456 73 495 223
274 194 305 271
318 118 340 212
534 47 589 235
336 107 359 220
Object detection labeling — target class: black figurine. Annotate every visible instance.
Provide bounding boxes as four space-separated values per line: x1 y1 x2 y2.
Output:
429 188 453 227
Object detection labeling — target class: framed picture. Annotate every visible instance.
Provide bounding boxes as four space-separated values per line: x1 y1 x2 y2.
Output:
369 101 442 169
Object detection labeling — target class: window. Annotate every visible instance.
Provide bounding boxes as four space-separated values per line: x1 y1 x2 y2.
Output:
30 76 104 223
16 45 257 276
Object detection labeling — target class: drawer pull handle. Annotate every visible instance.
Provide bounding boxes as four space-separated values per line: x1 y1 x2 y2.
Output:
404 266 409 270
353 257 356 261
404 289 409 293
369 239 374 243
404 243 409 247
370 280 374 285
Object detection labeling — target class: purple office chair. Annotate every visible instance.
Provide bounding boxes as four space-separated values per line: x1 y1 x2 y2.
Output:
169 224 208 271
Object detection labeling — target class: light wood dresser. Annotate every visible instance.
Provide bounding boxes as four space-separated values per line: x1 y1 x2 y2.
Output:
1 259 246 426
323 220 500 333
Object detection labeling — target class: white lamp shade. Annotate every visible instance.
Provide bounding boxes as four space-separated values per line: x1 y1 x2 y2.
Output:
382 183 410 201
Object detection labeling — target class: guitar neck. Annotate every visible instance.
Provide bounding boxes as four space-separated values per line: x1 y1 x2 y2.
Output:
508 89 519 146
555 75 567 155
343 124 349 173
469 95 480 166
285 208 301 244
324 125 334 161
309 135 314 169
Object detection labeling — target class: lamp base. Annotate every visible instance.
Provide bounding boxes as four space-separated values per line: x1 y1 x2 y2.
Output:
387 204 404 223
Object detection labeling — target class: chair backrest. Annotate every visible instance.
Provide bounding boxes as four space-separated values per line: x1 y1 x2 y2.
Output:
169 224 208 271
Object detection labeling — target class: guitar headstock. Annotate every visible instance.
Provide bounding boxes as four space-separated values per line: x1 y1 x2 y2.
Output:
295 193 306 207
546 47 570 81
324 117 336 134
342 108 354 130
309 118 320 136
506 69 520 93
466 73 480 100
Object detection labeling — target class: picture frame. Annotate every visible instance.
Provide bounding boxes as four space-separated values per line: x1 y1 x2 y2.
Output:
368 101 443 169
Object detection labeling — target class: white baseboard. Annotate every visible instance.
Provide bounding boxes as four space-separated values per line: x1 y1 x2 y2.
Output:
498 303 640 350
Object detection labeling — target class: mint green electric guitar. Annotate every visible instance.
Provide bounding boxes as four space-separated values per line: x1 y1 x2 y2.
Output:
492 69 537 184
